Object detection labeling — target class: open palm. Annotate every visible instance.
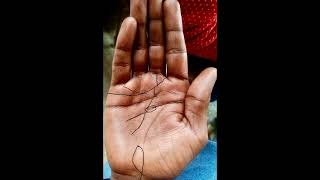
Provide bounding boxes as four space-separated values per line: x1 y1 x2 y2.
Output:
104 0 217 179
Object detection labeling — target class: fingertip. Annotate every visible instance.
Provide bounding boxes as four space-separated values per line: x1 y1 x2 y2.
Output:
116 17 138 51
203 67 217 82
123 16 137 29
205 67 217 74
188 67 217 102
164 0 181 14
126 16 137 25
164 0 179 8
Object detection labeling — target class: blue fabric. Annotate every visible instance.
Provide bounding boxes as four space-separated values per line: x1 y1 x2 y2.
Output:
103 160 112 179
103 140 217 180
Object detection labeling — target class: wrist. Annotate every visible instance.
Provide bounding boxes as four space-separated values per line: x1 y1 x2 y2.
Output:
111 171 146 180
111 171 171 180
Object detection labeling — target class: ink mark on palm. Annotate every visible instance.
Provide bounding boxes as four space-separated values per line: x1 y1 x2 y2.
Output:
108 73 167 134
132 145 144 180
107 73 167 180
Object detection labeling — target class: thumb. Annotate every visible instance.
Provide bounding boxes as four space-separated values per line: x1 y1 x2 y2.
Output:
185 67 217 134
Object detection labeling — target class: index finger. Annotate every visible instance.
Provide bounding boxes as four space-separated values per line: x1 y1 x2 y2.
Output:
130 0 148 74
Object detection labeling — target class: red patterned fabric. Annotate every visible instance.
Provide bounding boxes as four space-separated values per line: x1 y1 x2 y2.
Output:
179 0 217 62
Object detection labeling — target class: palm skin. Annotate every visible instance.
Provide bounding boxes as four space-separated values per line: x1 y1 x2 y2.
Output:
104 0 217 180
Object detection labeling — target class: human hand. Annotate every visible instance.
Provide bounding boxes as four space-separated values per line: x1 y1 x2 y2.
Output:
104 0 217 179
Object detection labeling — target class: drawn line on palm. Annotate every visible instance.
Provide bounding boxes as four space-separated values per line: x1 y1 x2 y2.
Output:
108 73 174 135
107 73 185 180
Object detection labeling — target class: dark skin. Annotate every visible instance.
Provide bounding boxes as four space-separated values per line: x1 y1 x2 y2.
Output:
104 0 217 179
